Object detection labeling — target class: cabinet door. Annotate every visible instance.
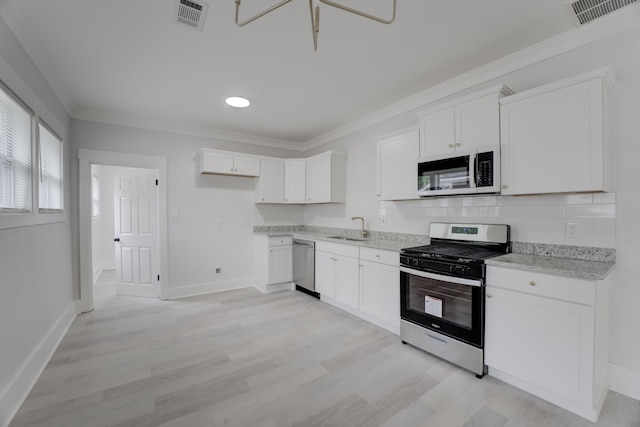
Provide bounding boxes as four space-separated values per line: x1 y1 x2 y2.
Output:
360 261 399 328
377 128 420 200
315 251 335 298
335 255 360 309
268 245 292 284
285 159 306 203
305 154 331 203
420 107 455 156
456 93 500 150
485 286 594 406
500 79 604 195
202 150 235 174
233 154 261 177
258 158 285 203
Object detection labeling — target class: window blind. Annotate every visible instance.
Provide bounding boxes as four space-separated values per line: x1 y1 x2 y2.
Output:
0 86 32 212
38 123 63 211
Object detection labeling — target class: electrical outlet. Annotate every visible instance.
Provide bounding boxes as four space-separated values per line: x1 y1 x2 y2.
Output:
566 222 579 238
215 266 222 275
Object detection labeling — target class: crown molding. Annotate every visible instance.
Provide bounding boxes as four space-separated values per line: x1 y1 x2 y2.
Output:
302 2 640 152
71 111 306 152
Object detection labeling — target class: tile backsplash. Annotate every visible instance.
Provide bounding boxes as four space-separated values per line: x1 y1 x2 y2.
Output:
257 193 616 249
376 193 615 248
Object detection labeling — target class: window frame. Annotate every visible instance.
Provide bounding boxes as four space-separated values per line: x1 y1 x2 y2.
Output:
0 79 35 214
91 172 100 222
0 66 66 230
38 119 64 213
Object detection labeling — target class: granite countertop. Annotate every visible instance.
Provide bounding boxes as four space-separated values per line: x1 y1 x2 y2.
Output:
486 253 615 280
254 231 423 252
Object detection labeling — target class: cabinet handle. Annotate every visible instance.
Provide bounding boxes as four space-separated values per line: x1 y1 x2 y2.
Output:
502 184 508 189
376 254 380 258
230 168 234 172
235 169 238 172
377 194 380 197
529 281 536 286
487 293 493 298
455 142 461 147
448 144 454 148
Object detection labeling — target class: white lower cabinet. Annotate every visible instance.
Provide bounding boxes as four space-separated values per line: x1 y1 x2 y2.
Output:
315 242 400 334
315 241 359 309
253 235 292 293
359 247 400 333
485 265 611 422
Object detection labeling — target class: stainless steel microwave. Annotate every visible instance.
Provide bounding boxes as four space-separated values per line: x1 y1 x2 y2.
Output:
417 145 500 197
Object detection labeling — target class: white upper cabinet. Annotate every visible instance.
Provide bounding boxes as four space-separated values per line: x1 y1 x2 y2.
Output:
376 126 420 201
418 85 513 156
200 148 261 177
305 151 346 204
256 157 285 203
500 68 614 195
284 159 306 203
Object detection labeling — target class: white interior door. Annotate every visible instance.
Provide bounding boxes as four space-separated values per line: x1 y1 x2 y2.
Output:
114 169 159 298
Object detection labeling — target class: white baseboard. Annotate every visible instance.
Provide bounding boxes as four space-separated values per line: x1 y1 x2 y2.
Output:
0 302 78 427
165 277 253 300
92 262 103 284
608 362 640 401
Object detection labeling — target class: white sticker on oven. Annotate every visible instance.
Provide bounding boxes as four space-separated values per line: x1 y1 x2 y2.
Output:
425 295 443 318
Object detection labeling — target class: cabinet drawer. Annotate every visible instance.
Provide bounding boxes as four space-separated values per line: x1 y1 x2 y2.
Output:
486 265 595 306
268 236 292 247
359 247 399 266
316 241 359 258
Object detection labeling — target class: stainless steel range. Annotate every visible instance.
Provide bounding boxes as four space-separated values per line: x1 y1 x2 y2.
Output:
400 223 510 377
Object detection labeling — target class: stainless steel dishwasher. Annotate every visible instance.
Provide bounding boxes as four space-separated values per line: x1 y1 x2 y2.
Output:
292 238 318 297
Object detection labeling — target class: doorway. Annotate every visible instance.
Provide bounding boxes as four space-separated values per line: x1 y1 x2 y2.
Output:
78 149 169 312
91 165 160 304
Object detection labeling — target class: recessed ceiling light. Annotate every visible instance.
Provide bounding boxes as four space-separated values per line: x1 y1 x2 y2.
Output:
226 96 250 108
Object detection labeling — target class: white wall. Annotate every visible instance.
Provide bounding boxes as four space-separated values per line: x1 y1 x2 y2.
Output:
70 121 302 298
283 27 640 391
0 16 75 425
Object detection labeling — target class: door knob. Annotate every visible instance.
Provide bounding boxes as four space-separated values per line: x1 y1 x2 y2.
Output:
113 237 120 242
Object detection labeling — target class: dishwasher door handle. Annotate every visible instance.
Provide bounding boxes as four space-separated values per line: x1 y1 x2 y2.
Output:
294 243 314 249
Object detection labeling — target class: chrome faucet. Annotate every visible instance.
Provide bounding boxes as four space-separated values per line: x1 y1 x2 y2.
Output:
351 216 368 239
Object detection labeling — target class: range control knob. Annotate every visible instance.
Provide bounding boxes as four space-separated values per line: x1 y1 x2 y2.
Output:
449 265 469 275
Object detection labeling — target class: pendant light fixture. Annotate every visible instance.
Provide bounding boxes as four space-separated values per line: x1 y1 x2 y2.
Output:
234 0 397 51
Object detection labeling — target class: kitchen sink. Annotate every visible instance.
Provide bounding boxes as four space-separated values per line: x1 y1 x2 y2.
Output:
327 236 368 242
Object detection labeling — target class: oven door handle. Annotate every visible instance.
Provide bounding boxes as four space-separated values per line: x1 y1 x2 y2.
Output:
400 266 483 287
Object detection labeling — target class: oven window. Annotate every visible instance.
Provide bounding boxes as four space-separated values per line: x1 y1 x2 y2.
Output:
418 155 471 191
407 274 473 330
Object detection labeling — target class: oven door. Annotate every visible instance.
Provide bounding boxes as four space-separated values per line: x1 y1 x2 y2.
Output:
400 266 484 347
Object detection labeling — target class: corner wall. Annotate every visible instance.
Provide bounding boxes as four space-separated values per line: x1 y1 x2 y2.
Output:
0 16 75 426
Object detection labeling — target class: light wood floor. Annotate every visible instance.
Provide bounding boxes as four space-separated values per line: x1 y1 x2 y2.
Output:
10 271 640 426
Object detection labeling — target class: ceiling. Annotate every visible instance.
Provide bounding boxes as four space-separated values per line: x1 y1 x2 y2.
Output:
0 0 582 146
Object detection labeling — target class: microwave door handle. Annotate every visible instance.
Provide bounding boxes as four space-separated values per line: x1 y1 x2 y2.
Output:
470 153 477 188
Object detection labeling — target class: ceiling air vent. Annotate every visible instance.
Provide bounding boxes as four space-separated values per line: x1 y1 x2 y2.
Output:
176 0 209 31
570 0 637 24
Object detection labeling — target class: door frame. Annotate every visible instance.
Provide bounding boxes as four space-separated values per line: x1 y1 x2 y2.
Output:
78 148 169 312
